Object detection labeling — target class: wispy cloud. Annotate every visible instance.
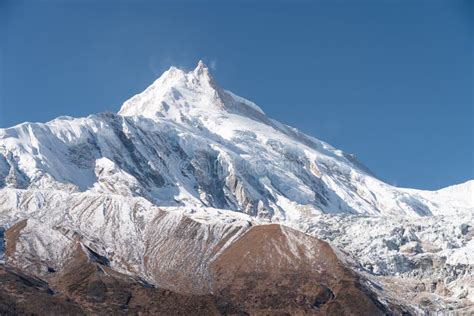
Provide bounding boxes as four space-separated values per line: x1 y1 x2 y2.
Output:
209 59 218 70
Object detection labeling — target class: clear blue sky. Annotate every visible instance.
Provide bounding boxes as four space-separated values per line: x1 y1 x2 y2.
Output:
1 0 472 190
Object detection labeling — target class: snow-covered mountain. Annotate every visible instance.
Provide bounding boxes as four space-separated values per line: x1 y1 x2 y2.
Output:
1 61 471 219
0 61 472 313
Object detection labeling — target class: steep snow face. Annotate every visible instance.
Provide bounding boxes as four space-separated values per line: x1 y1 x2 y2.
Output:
0 61 471 221
119 60 266 122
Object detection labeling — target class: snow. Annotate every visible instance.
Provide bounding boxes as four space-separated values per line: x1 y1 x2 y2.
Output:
223 89 265 115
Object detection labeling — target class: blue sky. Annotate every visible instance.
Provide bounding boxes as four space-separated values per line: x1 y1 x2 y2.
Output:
1 0 472 190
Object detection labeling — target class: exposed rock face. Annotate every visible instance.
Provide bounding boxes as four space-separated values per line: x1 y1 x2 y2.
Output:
0 266 85 315
210 224 396 315
0 248 221 316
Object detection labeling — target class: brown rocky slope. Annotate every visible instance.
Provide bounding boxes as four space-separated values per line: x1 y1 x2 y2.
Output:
0 220 408 315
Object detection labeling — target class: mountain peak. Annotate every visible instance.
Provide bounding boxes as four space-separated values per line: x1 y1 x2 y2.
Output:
161 60 211 84
194 60 208 74
118 60 265 120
